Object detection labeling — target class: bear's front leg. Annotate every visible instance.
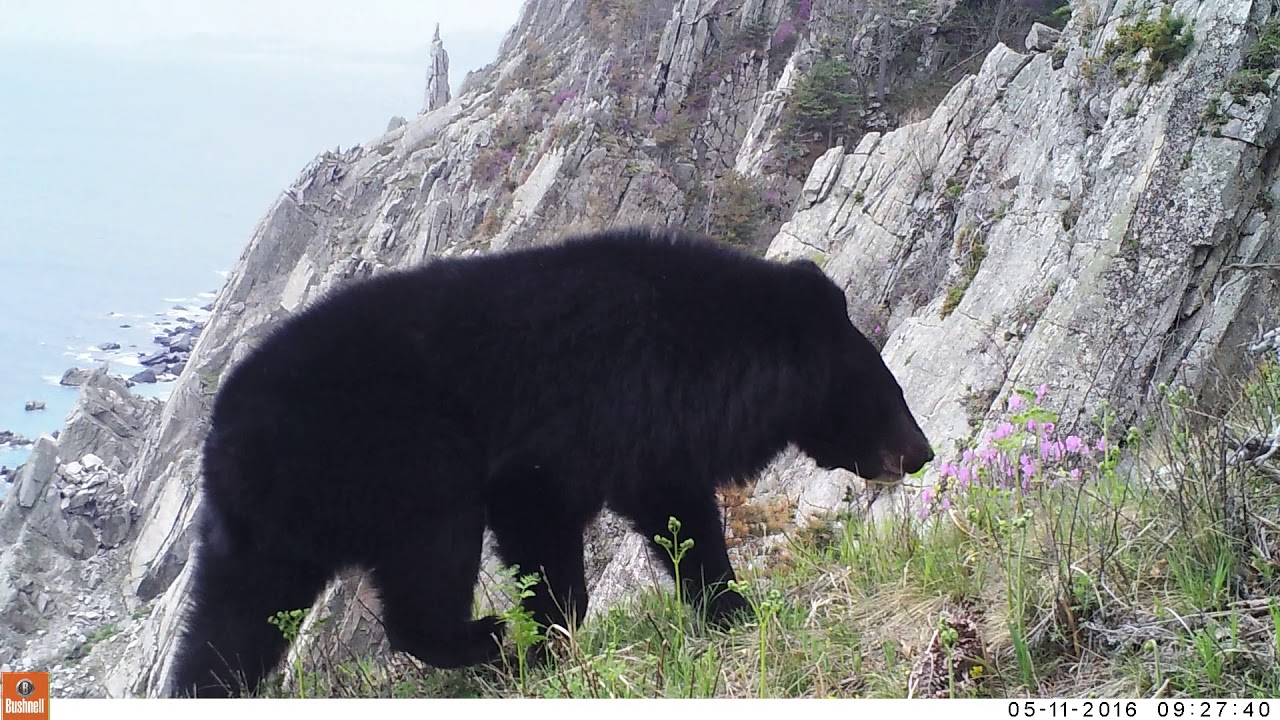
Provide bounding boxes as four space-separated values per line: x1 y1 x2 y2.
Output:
370 506 506 668
625 488 751 626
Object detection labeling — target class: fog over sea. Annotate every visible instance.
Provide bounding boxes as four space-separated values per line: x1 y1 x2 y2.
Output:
0 35 501 481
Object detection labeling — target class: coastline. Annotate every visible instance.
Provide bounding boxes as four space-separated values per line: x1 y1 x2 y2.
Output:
0 287 219 491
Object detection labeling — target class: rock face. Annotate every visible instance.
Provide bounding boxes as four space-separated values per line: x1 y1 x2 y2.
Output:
5 0 1279 699
0 370 161 689
422 24 451 114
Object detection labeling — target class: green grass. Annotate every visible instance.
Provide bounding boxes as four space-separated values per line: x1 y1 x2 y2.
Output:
262 360 1280 699
66 623 120 662
940 229 987 320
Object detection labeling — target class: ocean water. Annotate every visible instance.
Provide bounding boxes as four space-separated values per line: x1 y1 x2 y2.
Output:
0 44 442 478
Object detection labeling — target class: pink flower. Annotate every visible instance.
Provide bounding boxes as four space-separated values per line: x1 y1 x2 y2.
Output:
1064 435 1083 453
1042 422 1056 436
1009 394 1025 411
991 422 1015 441
1069 468 1081 480
1027 419 1038 433
1036 384 1049 404
1020 454 1036 477
941 497 951 510
1097 437 1108 453
957 466 971 484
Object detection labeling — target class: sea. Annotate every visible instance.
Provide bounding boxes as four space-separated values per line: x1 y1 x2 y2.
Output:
0 39 495 488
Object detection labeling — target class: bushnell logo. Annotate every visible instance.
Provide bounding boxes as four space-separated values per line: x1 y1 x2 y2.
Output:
1 672 49 720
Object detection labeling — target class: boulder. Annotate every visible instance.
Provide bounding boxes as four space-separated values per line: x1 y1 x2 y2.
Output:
1024 22 1061 52
128 370 157 385
59 368 95 387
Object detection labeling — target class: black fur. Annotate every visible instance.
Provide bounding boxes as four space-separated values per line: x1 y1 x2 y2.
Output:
167 227 934 697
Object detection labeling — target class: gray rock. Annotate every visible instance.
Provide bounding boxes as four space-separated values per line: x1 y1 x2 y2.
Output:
422 24 451 114
96 511 132 549
98 342 121 352
1024 22 1061 52
11 436 57 509
59 368 95 387
166 334 193 353
23 401 45 412
138 351 168 367
128 370 156 385
387 116 408 132
54 515 98 560
0 431 32 447
56 368 160 472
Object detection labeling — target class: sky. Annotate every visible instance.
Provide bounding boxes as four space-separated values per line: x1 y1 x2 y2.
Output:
0 0 526 91
0 0 529 461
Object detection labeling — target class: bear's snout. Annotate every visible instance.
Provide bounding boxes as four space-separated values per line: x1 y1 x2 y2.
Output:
883 415 934 476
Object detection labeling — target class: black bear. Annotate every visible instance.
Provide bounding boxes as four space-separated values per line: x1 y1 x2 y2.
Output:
168 226 934 698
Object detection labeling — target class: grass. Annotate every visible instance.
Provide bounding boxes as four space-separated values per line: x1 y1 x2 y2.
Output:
261 359 1280 699
66 623 120 662
940 226 988 320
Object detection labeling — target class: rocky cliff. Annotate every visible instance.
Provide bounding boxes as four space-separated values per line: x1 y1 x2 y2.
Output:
3 0 1279 697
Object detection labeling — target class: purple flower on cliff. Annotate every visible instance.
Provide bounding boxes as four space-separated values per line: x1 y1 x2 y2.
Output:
990 422 1015 441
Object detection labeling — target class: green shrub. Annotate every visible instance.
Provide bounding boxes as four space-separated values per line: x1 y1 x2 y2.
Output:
785 43 861 147
709 172 766 248
1104 7 1195 83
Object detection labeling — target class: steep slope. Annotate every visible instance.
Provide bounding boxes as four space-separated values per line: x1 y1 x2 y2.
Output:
3 0 1278 698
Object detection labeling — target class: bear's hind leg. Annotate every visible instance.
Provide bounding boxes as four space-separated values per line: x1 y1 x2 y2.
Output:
370 505 503 668
168 510 331 698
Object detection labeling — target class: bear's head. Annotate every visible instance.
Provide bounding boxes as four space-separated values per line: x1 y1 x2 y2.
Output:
788 262 935 482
